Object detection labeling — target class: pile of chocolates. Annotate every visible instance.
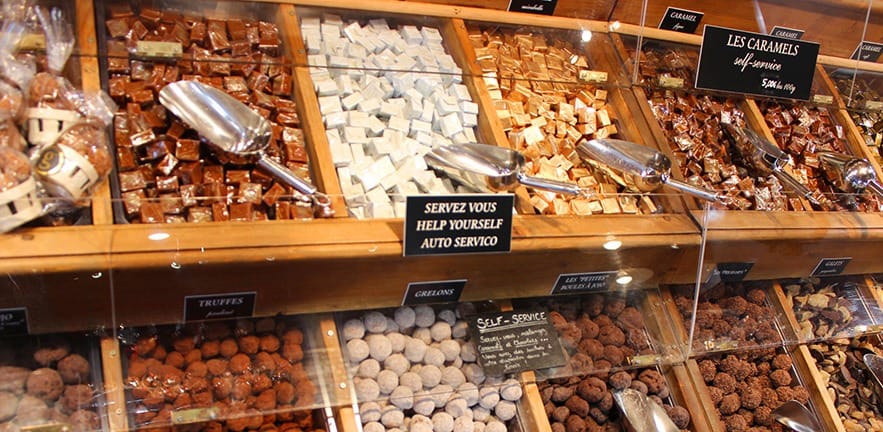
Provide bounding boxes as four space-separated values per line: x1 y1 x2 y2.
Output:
623 39 699 90
538 366 691 431
696 348 811 431
104 7 322 223
124 317 319 431
831 72 883 110
846 109 883 165
757 101 880 211
782 278 871 340
517 294 656 375
672 282 782 352
807 336 883 431
467 27 658 215
0 336 100 432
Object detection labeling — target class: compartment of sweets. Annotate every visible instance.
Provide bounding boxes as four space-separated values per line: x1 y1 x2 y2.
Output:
465 24 658 216
806 334 883 432
120 316 324 431
844 109 883 166
337 303 525 432
693 347 814 432
99 1 323 224
299 10 481 219
513 291 676 378
669 281 786 354
537 365 692 431
779 277 878 341
756 100 881 212
615 36 699 90
0 333 105 432
828 67 883 111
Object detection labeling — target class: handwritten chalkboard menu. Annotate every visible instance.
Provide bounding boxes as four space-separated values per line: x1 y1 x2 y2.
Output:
468 308 566 375
403 195 514 256
696 25 820 101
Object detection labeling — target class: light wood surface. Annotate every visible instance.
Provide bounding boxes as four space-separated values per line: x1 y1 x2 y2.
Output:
100 337 131 432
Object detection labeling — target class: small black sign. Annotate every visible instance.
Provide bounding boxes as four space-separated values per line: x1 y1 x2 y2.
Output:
403 194 514 256
0 308 28 337
403 280 466 305
550 271 617 295
184 292 256 322
696 25 820 101
850 41 883 62
716 262 754 282
770 26 804 40
658 7 704 33
506 0 557 15
811 257 852 277
468 308 566 375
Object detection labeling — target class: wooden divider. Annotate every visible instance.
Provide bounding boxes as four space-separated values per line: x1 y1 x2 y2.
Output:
100 337 131 432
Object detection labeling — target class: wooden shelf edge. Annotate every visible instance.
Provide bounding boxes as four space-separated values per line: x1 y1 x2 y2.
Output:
100 337 130 432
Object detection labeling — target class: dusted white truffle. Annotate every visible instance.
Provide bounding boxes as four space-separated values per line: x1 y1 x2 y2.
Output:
343 319 366 341
500 379 522 401
410 364 423 374
381 405 404 427
363 421 384 432
458 383 479 406
367 334 392 361
364 311 388 333
357 359 381 378
462 363 485 385
387 332 406 353
412 327 432 344
473 421 486 432
410 414 433 432
439 340 461 362
424 347 445 367
432 412 455 432
452 321 469 339
452 356 464 368
441 366 466 387
394 307 416 329
454 417 475 432
414 305 435 328
485 420 507 432
355 378 380 401
400 371 423 392
431 322 452 342
471 407 490 422
404 338 427 363
377 369 399 394
438 309 457 325
494 400 516 421
460 342 477 362
359 401 382 422
484 376 503 386
385 317 400 333
383 353 410 376
347 339 370 362
418 365 441 388
413 391 435 416
431 384 454 407
390 385 414 410
445 394 469 417
478 387 499 409
388 429 403 432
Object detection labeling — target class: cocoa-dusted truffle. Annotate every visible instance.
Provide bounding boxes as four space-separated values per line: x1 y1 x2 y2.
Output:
61 384 93 413
0 366 30 394
698 359 717 383
259 334 280 353
712 372 737 394
200 340 220 358
771 354 792 371
638 369 665 395
219 338 239 358
564 396 589 418
282 342 304 363
564 414 585 432
746 289 766 305
26 368 64 402
608 371 632 390
16 394 48 424
0 392 17 421
769 369 792 387
597 325 625 346
57 354 90 384
229 353 251 374
666 405 690 429
33 344 70 366
68 409 100 432
576 377 605 403
577 339 604 358
724 413 748 432
719 393 741 415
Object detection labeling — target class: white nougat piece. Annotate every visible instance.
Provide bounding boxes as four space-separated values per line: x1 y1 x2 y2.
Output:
367 116 386 136
300 17 320 30
342 22 362 43
409 119 431 136
337 167 352 186
350 143 367 164
330 141 353 167
420 27 443 43
371 201 396 218
463 128 476 143
324 111 347 129
315 78 338 96
307 54 327 68
369 18 390 31
448 84 471 101
459 100 479 115
380 101 404 118
357 98 381 114
347 111 371 129
388 116 410 133
344 126 368 144
461 113 477 128
318 95 342 115
365 186 391 204
341 92 363 110
400 25 422 45
439 112 463 137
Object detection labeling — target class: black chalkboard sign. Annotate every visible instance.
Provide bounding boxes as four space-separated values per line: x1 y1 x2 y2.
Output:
658 7 703 33
468 308 566 375
184 292 256 322
695 25 820 101
550 271 616 295
811 257 851 277
403 280 466 305
507 0 558 15
770 26 804 40
850 42 883 62
403 195 514 256
0 308 28 337
717 262 754 282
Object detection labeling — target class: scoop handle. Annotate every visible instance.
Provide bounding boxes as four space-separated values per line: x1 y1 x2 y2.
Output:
517 173 581 196
866 180 883 200
256 154 318 196
772 169 820 207
664 178 722 203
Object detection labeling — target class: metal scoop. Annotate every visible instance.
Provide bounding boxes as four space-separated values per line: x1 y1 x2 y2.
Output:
723 123 820 207
772 400 822 432
158 80 333 216
863 353 883 399
817 151 883 199
424 143 581 195
575 138 721 202
612 388 679 432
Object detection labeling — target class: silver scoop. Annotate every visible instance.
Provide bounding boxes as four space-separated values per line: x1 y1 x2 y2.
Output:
723 123 821 207
773 400 822 432
863 353 883 400
817 151 883 199
424 143 581 195
158 80 333 216
575 138 721 202
612 388 679 432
